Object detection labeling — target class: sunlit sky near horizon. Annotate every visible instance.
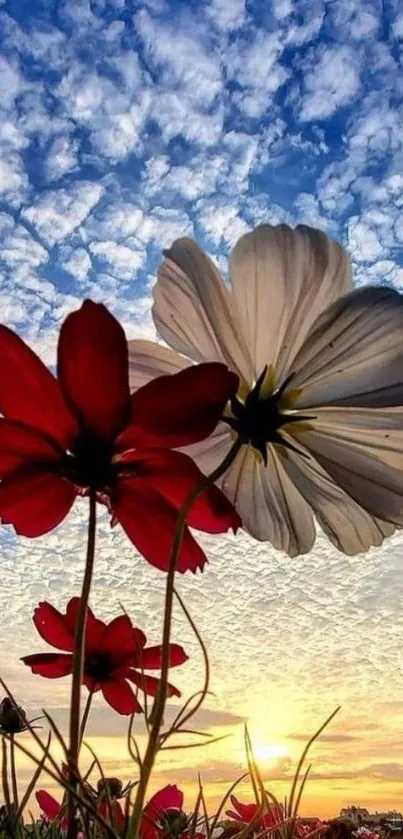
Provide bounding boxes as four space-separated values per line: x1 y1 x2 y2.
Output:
1 0 403 821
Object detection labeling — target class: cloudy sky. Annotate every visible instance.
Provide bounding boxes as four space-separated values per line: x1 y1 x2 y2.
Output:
1 0 403 821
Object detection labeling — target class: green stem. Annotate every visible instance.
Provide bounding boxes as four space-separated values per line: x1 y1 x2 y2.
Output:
67 492 97 839
128 438 242 839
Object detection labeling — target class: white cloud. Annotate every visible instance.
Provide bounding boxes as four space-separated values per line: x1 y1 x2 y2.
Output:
0 213 48 272
225 30 289 117
298 45 361 121
393 14 403 38
57 63 150 160
45 135 79 181
152 91 224 147
0 154 29 203
23 181 104 246
83 201 192 250
286 10 324 45
89 240 145 280
136 9 222 108
353 258 403 288
348 218 384 262
143 154 225 200
83 202 144 242
272 0 293 18
197 201 249 246
330 0 380 40
0 54 22 108
61 246 92 281
206 0 246 31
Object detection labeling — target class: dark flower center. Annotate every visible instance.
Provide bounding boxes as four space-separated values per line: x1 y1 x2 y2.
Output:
85 651 114 682
62 431 115 492
159 810 189 838
225 368 313 465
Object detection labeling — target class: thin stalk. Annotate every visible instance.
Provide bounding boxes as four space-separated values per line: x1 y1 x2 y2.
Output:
67 492 97 839
128 438 242 839
287 707 339 819
16 731 52 821
79 689 94 744
10 735 19 810
2 737 11 810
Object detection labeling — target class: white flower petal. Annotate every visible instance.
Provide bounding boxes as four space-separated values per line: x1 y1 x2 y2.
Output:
292 286 403 408
183 423 234 476
221 444 315 556
153 239 254 381
279 434 391 555
297 407 403 526
128 339 190 391
229 224 352 380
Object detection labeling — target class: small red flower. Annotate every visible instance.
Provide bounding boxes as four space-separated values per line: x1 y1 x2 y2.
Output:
97 799 125 833
0 300 240 572
36 790 67 828
225 796 283 832
22 598 188 715
140 785 203 839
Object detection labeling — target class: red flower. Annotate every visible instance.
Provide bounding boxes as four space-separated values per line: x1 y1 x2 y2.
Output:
140 785 203 839
22 598 188 715
225 796 283 832
0 300 240 572
36 790 67 828
97 799 125 833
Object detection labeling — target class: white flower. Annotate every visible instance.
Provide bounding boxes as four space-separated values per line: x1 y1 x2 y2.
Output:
128 224 403 557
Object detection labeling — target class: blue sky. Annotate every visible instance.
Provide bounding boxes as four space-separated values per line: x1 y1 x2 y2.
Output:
2 0 403 818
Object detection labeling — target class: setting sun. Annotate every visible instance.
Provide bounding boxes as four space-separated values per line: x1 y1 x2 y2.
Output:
253 742 290 764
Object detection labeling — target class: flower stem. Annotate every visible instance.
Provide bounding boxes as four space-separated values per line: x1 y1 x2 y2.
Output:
67 492 97 839
10 735 18 811
79 689 94 745
2 737 11 810
128 438 242 839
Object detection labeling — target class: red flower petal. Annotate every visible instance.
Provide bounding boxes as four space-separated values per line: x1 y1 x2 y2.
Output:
57 300 130 441
145 786 184 818
98 799 125 831
226 797 258 824
101 679 142 715
0 326 77 448
140 785 184 839
0 471 77 537
127 670 181 698
22 653 73 678
36 790 62 821
33 602 74 652
0 420 62 479
113 479 207 573
123 450 241 534
136 644 188 670
64 597 106 650
117 363 239 450
101 615 146 661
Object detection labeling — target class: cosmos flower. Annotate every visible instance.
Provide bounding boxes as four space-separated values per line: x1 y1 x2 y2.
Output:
36 786 125 834
129 224 403 556
36 790 67 828
22 598 188 715
225 795 283 832
0 299 240 573
140 785 203 839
